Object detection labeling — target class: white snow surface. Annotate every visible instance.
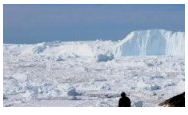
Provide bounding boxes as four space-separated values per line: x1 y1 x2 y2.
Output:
3 29 185 107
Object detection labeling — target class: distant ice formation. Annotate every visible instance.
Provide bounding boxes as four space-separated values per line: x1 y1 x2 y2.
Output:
9 29 184 61
113 29 185 57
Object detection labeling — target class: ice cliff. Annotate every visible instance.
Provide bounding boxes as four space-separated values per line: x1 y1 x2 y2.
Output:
113 29 185 57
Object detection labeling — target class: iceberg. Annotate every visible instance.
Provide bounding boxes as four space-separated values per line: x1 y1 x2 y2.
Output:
113 29 185 57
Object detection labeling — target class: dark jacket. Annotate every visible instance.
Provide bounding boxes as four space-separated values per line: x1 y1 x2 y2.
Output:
118 96 131 107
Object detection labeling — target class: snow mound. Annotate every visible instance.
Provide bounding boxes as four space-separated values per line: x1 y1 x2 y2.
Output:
113 29 185 57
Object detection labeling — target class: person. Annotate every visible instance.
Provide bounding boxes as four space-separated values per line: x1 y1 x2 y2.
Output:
118 92 131 107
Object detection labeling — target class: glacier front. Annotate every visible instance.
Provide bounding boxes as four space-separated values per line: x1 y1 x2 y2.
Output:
112 29 185 57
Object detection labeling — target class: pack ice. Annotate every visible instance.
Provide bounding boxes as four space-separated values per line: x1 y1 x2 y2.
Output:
3 29 185 107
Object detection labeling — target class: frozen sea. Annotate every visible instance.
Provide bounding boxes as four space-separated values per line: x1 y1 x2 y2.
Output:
3 45 184 107
3 30 185 107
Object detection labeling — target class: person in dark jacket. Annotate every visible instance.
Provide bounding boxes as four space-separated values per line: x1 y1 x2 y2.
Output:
118 92 131 107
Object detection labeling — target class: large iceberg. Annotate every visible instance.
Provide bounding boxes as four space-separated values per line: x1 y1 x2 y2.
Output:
113 29 185 57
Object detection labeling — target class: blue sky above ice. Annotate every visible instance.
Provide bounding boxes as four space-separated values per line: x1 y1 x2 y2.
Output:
3 4 185 44
1 0 187 4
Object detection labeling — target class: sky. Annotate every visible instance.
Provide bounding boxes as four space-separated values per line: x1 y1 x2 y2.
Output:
0 0 187 4
3 4 185 44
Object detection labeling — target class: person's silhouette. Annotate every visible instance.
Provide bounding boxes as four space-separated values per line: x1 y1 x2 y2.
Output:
118 92 131 107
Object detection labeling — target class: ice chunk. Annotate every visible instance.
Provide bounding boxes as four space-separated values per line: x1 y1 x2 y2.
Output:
32 42 47 54
100 83 111 90
134 101 143 107
67 87 80 96
150 84 161 91
97 51 114 62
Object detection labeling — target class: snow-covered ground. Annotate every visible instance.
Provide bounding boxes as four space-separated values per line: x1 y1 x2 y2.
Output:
3 29 185 107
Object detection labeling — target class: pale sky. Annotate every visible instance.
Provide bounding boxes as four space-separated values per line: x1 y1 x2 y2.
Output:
3 4 185 44
3 4 185 43
1 0 188 4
